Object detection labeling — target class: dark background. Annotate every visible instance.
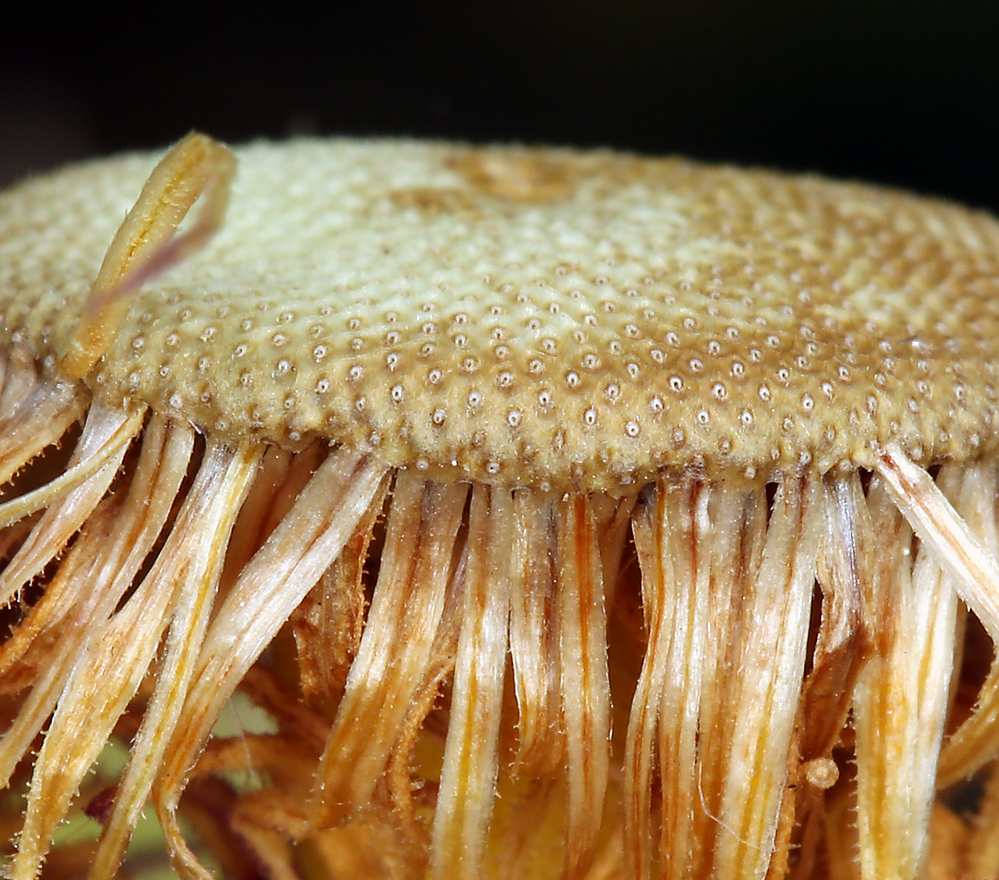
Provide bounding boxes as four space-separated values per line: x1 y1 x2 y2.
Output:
2 2 997 213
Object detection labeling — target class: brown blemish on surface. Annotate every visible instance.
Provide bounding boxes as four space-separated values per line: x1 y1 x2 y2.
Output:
388 186 483 216
447 147 581 202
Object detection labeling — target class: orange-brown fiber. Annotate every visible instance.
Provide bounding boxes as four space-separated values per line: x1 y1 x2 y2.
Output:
5 134 999 879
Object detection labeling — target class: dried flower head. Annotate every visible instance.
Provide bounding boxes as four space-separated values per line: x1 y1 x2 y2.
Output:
2 133 999 879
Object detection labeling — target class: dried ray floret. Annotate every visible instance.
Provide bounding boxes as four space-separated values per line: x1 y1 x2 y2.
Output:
1 133 999 878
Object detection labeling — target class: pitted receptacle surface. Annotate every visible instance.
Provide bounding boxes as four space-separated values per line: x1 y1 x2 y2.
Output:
3 139 999 489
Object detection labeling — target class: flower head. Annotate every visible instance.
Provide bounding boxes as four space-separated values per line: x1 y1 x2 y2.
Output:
2 133 999 879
